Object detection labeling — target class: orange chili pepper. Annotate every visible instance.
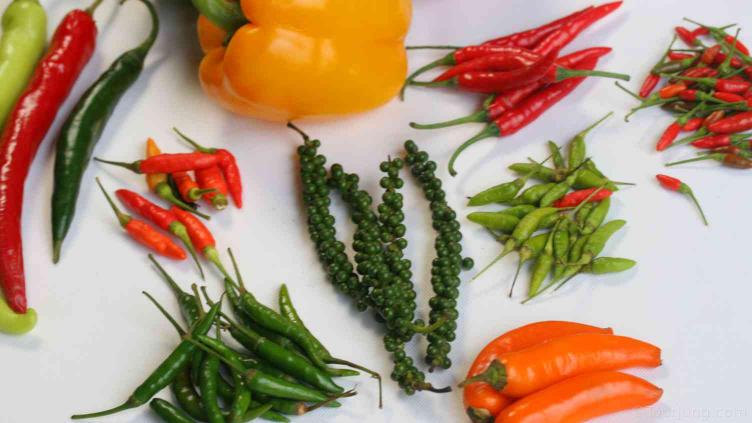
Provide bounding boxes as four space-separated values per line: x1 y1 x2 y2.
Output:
464 321 613 423
172 170 214 202
170 205 230 279
495 371 663 423
658 83 686 99
196 165 229 210
461 333 661 398
95 178 186 260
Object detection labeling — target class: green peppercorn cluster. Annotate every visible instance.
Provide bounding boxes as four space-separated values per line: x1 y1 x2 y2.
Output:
294 131 472 395
405 141 473 371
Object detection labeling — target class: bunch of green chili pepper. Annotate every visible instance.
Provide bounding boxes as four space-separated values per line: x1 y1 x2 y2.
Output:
465 114 637 303
72 255 363 422
292 124 472 395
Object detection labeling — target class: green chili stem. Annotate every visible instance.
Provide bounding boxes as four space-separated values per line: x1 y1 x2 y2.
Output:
448 124 500 176
409 79 455 88
227 248 245 292
682 186 709 226
86 0 104 14
148 254 185 297
400 52 456 100
650 35 678 73
326 358 382 408
71 400 140 419
171 225 205 280
409 110 488 130
173 127 216 154
614 81 643 101
556 68 631 82
665 154 722 167
143 291 187 336
95 178 130 228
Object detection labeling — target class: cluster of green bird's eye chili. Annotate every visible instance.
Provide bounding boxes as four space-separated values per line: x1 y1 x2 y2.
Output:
404 141 472 371
291 125 471 395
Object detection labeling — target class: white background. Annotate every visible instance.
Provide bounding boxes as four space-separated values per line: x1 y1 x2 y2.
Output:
1 0 751 422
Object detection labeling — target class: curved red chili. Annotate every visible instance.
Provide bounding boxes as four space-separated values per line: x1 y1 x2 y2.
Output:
0 6 98 313
170 205 231 279
482 5 594 48
532 2 623 56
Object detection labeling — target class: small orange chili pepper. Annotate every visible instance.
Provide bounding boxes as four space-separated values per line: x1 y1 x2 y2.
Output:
658 83 686 99
464 321 613 423
172 170 214 202
170 205 230 279
95 178 186 260
460 333 661 398
495 371 663 423
196 165 229 210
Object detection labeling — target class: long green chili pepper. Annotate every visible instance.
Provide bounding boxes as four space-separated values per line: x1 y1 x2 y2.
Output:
229 387 252 423
467 211 519 232
577 219 626 264
472 207 559 282
199 349 224 423
567 112 613 170
150 398 195 423
149 255 200 326
0 0 46 129
72 300 222 420
51 0 159 263
507 183 557 206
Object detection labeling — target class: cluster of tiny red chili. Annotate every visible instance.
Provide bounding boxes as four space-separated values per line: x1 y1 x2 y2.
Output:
401 1 628 176
95 131 243 280
624 21 752 169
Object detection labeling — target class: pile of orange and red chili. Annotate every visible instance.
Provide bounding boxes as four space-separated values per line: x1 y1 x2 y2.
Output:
0 0 158 335
401 2 629 175
95 132 243 281
623 20 752 168
463 321 663 423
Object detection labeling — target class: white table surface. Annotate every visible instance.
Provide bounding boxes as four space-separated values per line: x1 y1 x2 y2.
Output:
1 0 751 422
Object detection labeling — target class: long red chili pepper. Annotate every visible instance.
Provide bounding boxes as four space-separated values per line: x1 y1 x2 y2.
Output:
656 174 708 225
482 5 594 48
553 188 613 208
116 189 204 277
95 152 220 174
96 179 186 260
670 76 751 93
707 111 752 134
173 128 243 208
0 4 99 313
433 51 540 82
532 2 623 56
447 57 598 175
170 206 231 279
464 321 613 422
172 171 213 202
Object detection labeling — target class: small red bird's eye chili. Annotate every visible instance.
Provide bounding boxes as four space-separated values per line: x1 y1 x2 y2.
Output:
707 111 752 134
713 92 746 103
712 53 744 69
96 179 186 260
668 52 695 61
173 128 243 208
701 45 721 64
446 57 598 175
656 122 683 151
170 206 231 279
656 174 708 226
116 189 204 277
691 134 751 149
691 27 710 38
172 171 214 202
682 117 703 132
196 166 229 210
675 26 698 46
658 83 686 99
553 188 613 208
724 34 750 55
0 1 101 313
670 76 752 93
681 66 718 79
639 74 661 98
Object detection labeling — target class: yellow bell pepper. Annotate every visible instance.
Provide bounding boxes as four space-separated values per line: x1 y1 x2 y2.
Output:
197 0 412 122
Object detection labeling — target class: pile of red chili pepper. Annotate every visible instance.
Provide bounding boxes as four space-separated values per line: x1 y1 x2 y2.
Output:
94 131 243 280
72 255 373 422
0 0 158 334
401 2 629 175
466 116 635 302
293 124 473 395
462 320 663 423
624 20 752 169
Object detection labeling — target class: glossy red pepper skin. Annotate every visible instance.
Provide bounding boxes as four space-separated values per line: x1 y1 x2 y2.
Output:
116 189 177 231
708 112 752 134
482 6 593 48
691 135 732 149
455 50 558 94
668 52 695 61
0 9 98 313
713 53 744 68
725 35 750 55
675 26 697 46
496 57 598 136
532 2 622 56
639 73 661 98
170 206 215 253
703 110 726 127
682 117 703 132
713 91 745 103
714 79 751 94
141 153 219 173
435 51 539 82
216 150 243 208
553 188 613 208
659 84 686 99
656 174 682 191
487 47 611 119
701 45 721 65
124 219 186 260
196 166 229 210
656 122 682 151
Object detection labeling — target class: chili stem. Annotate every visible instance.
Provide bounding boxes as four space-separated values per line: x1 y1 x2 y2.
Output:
400 53 456 99
665 155 717 166
448 124 500 176
142 291 187 336
226 248 246 292
409 110 487 130
173 127 215 154
86 0 104 14
95 178 130 227
556 68 631 82
686 190 709 226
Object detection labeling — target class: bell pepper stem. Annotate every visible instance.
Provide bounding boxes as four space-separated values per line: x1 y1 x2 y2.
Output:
556 68 631 82
448 124 501 176
95 178 131 228
457 360 507 390
409 110 488 130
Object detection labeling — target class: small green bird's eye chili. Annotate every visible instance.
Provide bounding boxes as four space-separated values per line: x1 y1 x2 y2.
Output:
578 219 626 264
548 141 566 171
587 257 637 274
508 182 557 206
467 158 548 206
582 197 611 234
467 212 520 232
567 112 613 170
526 221 559 297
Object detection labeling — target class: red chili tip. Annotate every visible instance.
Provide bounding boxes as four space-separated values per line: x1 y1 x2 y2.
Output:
7 292 27 314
